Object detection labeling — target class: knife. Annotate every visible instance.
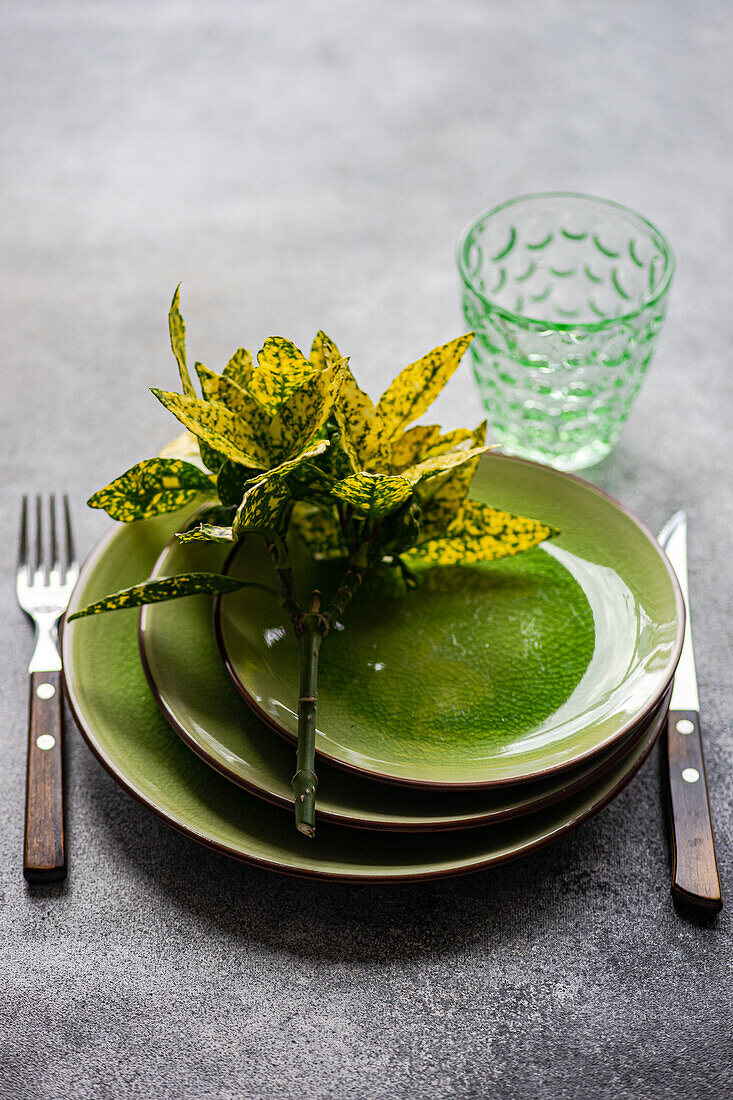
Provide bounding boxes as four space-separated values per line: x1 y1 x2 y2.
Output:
658 511 722 913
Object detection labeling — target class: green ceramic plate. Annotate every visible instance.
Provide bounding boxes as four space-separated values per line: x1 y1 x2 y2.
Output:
140 525 666 831
217 455 683 788
63 511 667 881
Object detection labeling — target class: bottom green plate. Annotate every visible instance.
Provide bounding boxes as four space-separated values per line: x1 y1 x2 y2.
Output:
63 512 666 882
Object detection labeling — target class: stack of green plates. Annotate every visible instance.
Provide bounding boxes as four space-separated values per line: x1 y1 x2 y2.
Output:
63 456 683 882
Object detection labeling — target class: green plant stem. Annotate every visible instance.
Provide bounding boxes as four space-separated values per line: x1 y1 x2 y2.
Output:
325 544 368 624
266 536 303 630
293 591 323 836
326 564 364 623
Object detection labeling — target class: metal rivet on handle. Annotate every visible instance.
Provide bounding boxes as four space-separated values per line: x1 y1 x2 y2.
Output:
682 768 700 784
36 683 56 700
676 719 694 735
36 735 55 751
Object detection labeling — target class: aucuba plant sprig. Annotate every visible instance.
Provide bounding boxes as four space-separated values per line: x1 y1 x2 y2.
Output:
69 288 558 836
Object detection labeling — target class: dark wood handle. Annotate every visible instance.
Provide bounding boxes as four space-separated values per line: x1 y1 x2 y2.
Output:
666 709 721 912
24 670 66 882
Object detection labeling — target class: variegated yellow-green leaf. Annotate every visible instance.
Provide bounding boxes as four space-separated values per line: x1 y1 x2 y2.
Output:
390 425 442 472
421 427 475 458
390 427 477 473
331 472 412 520
406 500 558 566
216 460 257 508
309 330 343 372
151 389 269 470
249 337 319 415
375 333 474 438
402 443 492 487
194 364 273 464
252 439 330 482
322 433 357 482
291 503 347 561
417 421 488 541
169 285 195 398
234 473 292 536
176 524 235 544
194 361 220 403
223 347 254 390
268 362 343 461
285 460 337 507
67 572 256 621
198 438 226 473
332 363 392 473
189 367 234 470
87 459 214 522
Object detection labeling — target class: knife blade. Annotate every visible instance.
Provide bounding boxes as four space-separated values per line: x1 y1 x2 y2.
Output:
658 511 722 912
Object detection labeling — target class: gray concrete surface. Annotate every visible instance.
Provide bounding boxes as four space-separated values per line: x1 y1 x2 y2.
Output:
1 2 732 1097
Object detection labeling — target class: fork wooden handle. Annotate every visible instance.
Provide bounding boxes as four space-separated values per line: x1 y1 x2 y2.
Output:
667 708 721 912
24 670 66 882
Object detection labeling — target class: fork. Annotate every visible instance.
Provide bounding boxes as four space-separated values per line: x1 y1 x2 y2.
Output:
16 495 78 882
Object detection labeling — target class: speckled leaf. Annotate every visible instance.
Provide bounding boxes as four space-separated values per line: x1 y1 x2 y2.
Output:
151 389 269 469
169 285 195 398
198 439 226 473
331 472 412 519
268 363 343 460
291 504 347 561
194 362 221 403
67 572 255 621
402 443 492 487
417 422 488 540
87 459 214 522
422 427 475 457
249 338 319 415
187 367 229 471
223 347 254 391
390 425 442 472
322 433 357 482
332 363 392 473
285 461 336 507
375 333 474 438
216 460 259 508
234 473 292 536
176 524 235 544
390 426 477 473
194 364 273 464
252 439 330 482
406 500 558 566
309 331 343 372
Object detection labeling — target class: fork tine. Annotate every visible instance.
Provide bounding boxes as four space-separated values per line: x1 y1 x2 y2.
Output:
18 495 29 567
63 494 76 570
49 494 59 570
35 494 43 572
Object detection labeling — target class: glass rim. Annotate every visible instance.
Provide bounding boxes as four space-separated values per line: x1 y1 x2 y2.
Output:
456 191 675 333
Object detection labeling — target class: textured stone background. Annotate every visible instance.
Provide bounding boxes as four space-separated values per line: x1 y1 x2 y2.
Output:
1 2 731 1097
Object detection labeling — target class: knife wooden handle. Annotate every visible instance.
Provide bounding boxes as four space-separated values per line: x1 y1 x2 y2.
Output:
666 709 721 912
24 670 66 883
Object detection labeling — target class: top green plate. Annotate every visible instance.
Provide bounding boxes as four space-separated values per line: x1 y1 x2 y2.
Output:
217 455 683 788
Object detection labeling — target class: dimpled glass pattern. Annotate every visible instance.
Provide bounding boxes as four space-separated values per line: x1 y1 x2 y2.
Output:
458 194 674 470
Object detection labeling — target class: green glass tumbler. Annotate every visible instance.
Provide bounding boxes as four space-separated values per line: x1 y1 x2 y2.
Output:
457 193 674 471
